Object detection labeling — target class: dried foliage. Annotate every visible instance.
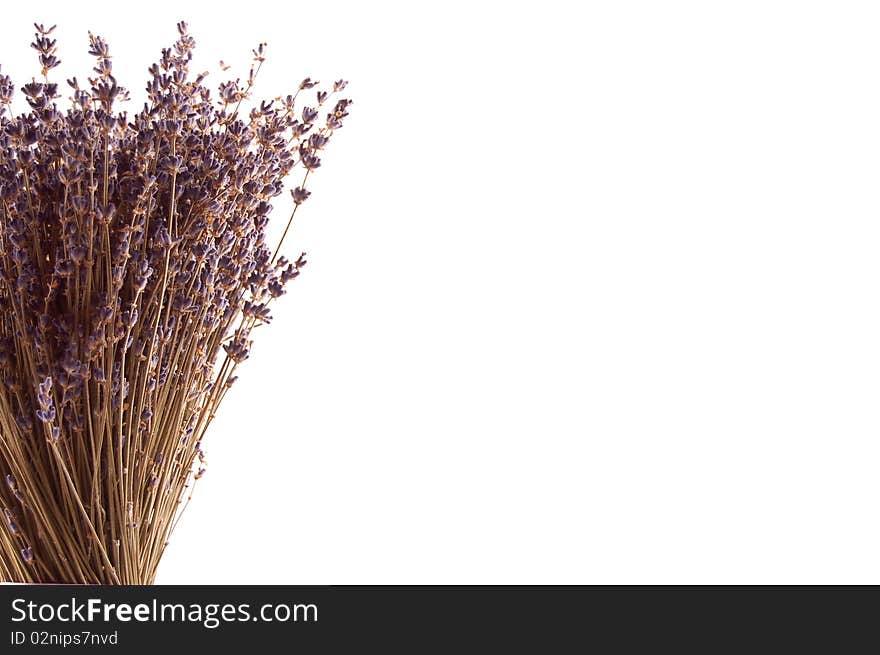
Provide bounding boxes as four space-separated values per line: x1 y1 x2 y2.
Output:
0 22 351 583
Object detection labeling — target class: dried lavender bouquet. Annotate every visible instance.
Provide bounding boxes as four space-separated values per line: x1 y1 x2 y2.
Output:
0 22 350 583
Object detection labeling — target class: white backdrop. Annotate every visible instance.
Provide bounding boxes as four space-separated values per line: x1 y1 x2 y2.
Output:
2 1 880 584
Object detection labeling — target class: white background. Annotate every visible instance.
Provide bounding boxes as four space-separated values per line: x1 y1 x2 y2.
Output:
2 1 879 584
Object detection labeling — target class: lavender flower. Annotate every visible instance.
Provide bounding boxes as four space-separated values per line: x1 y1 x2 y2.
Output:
0 21 351 584
291 186 311 205
4 508 19 534
35 377 56 423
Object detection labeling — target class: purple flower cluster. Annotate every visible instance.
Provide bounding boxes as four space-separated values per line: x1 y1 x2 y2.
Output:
0 22 351 584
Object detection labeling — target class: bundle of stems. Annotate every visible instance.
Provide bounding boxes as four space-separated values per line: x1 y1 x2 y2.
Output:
0 22 350 583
